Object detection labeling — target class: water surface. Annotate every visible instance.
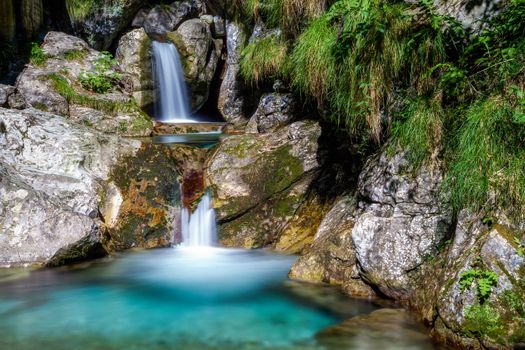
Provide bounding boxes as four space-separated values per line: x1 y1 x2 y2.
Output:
0 248 443 350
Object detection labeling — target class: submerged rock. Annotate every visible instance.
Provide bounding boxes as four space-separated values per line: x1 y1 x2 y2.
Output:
206 120 322 250
15 31 153 136
0 108 178 267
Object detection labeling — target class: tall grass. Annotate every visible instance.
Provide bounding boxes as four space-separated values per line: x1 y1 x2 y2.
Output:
240 34 288 85
446 95 525 213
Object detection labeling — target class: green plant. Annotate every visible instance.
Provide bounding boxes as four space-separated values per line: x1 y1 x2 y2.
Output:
66 0 98 23
463 303 504 339
514 237 524 257
79 51 121 93
240 34 288 85
500 289 525 316
65 49 87 61
30 42 46 66
459 268 499 303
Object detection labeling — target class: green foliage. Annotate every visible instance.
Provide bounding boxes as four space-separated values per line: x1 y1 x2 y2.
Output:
66 0 98 23
79 52 121 94
30 42 46 66
289 0 453 141
446 95 525 212
514 237 525 257
391 97 443 165
459 268 499 303
65 49 88 61
463 303 504 339
240 34 288 85
500 289 525 316
47 73 136 115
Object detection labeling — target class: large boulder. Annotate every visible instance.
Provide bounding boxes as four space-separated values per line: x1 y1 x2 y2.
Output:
143 0 204 37
168 18 223 111
15 31 153 136
206 120 323 249
218 21 247 126
351 151 452 299
116 28 154 108
67 0 143 50
0 108 179 267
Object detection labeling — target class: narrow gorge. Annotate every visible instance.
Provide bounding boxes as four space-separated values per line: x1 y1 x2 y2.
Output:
0 0 524 349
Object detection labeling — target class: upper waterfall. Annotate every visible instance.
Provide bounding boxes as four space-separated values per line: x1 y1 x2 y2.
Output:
152 41 192 122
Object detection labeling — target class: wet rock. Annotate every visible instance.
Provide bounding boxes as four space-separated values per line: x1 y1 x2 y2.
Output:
131 7 149 28
246 93 297 133
116 28 154 108
143 0 204 37
169 18 223 111
0 107 178 267
68 0 143 50
218 21 247 126
15 31 153 136
434 0 506 31
289 197 375 296
206 120 322 249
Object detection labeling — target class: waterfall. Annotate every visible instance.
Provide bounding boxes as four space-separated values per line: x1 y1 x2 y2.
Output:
152 41 192 122
180 193 217 247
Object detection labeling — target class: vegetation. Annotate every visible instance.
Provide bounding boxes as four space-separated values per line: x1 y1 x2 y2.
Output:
240 34 288 85
79 51 122 93
463 303 504 339
65 0 98 23
459 268 499 303
30 42 47 66
237 0 525 214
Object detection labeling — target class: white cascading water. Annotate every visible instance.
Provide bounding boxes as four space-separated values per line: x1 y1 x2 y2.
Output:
152 41 192 122
180 193 217 247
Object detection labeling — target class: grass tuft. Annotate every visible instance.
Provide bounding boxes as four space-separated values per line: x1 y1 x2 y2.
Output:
240 34 288 85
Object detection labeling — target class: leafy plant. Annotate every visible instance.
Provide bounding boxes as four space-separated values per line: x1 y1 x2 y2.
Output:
459 268 499 303
240 34 289 85
79 51 121 94
463 303 504 339
30 42 47 66
513 237 524 257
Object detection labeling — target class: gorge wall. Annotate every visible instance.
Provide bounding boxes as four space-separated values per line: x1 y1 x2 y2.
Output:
0 0 524 349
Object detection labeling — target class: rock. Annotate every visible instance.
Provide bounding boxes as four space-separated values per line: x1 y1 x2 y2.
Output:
246 93 296 133
68 0 143 50
0 84 15 107
21 0 43 38
169 18 223 111
143 0 204 37
433 210 525 348
116 28 154 108
131 7 149 28
289 197 375 296
206 120 322 249
0 107 178 267
218 21 247 126
434 0 506 31
15 31 153 136
351 151 452 299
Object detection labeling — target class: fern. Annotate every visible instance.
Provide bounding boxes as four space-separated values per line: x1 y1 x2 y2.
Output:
460 268 499 304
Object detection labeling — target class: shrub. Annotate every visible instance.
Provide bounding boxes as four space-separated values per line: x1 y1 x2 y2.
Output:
463 303 504 339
